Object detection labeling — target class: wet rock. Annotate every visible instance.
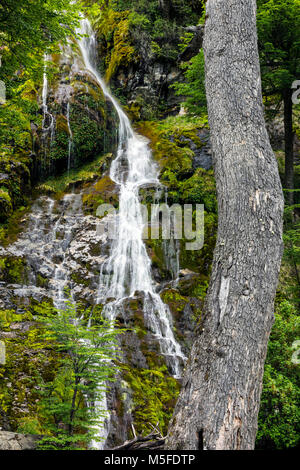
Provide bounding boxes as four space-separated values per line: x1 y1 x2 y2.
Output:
192 129 212 170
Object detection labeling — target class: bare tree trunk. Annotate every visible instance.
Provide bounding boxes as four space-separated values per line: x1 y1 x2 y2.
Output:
166 0 284 450
283 88 294 205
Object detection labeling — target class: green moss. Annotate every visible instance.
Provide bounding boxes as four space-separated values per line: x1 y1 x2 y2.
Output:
121 364 180 435
92 7 138 83
55 114 71 135
70 271 89 287
36 274 48 288
0 256 27 284
40 153 112 194
16 416 42 434
161 289 187 314
0 187 13 221
0 305 61 431
145 239 169 280
47 79 116 174
137 117 210 185
82 174 119 214
106 18 137 82
0 203 32 247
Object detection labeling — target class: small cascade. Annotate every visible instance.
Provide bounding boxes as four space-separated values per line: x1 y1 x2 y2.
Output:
162 238 180 285
66 102 74 173
51 193 82 309
5 191 110 447
8 194 84 309
41 54 55 175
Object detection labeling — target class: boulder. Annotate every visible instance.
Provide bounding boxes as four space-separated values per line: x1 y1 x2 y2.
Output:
0 431 41 450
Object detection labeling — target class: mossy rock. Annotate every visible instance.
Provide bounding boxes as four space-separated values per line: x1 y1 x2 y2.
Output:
0 317 61 431
55 114 71 135
82 175 119 214
145 239 169 281
160 288 188 316
0 158 31 222
120 363 180 436
70 271 90 287
0 256 27 284
0 188 13 221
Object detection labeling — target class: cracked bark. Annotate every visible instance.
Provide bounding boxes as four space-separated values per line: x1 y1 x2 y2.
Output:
166 0 284 450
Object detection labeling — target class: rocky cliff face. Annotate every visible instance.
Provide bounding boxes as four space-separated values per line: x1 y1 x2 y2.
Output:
107 25 203 121
33 42 118 179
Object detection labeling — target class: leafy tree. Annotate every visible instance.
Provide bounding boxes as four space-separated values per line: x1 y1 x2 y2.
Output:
283 208 300 302
257 0 300 205
0 0 80 79
257 300 300 449
35 300 123 450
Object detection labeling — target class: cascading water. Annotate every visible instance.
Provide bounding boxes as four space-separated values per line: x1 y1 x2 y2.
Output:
77 18 185 377
66 102 74 173
42 55 55 174
75 18 186 449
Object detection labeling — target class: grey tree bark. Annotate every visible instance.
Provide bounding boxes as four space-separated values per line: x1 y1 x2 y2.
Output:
166 0 284 450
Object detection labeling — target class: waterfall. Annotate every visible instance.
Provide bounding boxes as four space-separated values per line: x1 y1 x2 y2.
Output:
76 17 186 448
5 18 186 449
77 18 186 376
66 102 74 173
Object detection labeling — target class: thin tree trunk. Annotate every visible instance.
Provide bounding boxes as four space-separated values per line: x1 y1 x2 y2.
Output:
166 0 284 450
283 88 294 205
69 377 80 436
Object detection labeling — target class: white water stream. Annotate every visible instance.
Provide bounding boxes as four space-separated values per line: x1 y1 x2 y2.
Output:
77 18 185 373
66 102 74 172
42 55 55 173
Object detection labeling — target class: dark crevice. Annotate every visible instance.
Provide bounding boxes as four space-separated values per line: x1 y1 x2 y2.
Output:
198 429 204 450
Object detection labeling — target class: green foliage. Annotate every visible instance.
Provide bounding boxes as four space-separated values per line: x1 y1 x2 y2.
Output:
256 195 300 449
0 256 27 284
257 297 300 448
87 0 204 77
283 212 300 302
257 1 300 204
257 365 300 449
0 1 80 220
257 0 300 96
17 416 42 435
0 0 80 78
34 300 124 449
172 49 207 115
123 364 180 435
